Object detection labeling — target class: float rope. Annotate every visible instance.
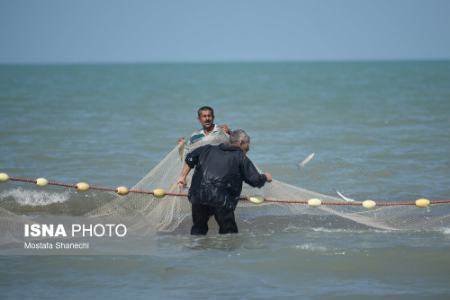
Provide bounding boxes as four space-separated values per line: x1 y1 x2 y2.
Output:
1 173 449 208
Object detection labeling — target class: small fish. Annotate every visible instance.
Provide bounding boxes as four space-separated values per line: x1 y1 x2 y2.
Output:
336 191 355 202
298 152 315 168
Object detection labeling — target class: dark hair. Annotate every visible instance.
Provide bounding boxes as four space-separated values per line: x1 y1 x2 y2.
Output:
197 106 214 117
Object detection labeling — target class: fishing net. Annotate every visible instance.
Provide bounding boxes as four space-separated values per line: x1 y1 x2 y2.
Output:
1 132 450 253
85 133 450 234
1 130 450 253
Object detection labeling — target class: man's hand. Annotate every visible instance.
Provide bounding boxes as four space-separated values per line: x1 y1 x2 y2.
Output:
219 124 231 134
177 176 187 188
178 163 192 189
264 172 273 183
177 137 186 145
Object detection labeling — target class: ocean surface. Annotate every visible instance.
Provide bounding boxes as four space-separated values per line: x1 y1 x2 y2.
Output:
1 61 450 299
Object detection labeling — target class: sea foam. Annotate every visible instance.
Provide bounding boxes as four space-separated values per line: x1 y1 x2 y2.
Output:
0 188 70 206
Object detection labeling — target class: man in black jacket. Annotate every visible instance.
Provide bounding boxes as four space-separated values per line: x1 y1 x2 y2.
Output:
177 129 272 235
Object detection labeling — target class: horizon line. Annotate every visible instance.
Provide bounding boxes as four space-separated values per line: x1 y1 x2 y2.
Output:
1 57 450 66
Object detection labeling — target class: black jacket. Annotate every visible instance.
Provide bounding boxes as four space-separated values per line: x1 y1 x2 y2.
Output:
185 143 267 209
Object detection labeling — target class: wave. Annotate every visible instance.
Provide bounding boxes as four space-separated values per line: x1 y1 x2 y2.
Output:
310 227 391 234
0 188 70 206
438 227 450 235
292 243 329 252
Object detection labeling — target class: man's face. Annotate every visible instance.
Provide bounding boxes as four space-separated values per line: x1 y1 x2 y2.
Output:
198 110 214 131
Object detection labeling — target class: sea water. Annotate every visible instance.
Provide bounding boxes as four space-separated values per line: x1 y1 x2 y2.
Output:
1 61 450 299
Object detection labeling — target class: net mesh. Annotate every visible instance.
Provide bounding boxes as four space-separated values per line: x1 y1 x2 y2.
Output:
86 134 450 234
3 134 448 251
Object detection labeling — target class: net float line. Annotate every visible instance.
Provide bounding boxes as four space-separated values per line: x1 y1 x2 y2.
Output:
1 174 184 198
1 173 449 209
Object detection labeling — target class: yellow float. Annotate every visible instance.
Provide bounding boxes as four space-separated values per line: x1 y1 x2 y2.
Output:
362 200 377 209
0 173 9 182
308 198 322 207
248 196 265 204
415 198 430 208
76 182 90 192
153 188 166 198
36 178 49 187
116 186 129 196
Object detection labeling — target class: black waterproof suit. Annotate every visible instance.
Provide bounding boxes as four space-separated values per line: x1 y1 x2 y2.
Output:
185 143 268 234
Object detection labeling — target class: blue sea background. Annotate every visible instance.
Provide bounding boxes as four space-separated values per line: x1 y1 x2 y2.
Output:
1 61 450 299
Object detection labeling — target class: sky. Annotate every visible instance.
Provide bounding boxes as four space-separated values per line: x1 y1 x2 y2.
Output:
1 0 449 63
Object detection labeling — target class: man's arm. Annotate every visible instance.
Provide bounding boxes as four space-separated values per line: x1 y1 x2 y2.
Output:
177 145 207 186
241 156 272 188
177 163 192 186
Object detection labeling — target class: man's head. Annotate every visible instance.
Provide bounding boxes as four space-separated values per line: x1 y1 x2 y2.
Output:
197 106 215 132
230 129 250 154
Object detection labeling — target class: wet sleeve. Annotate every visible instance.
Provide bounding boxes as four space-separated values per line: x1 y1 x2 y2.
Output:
185 145 206 168
240 156 267 188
